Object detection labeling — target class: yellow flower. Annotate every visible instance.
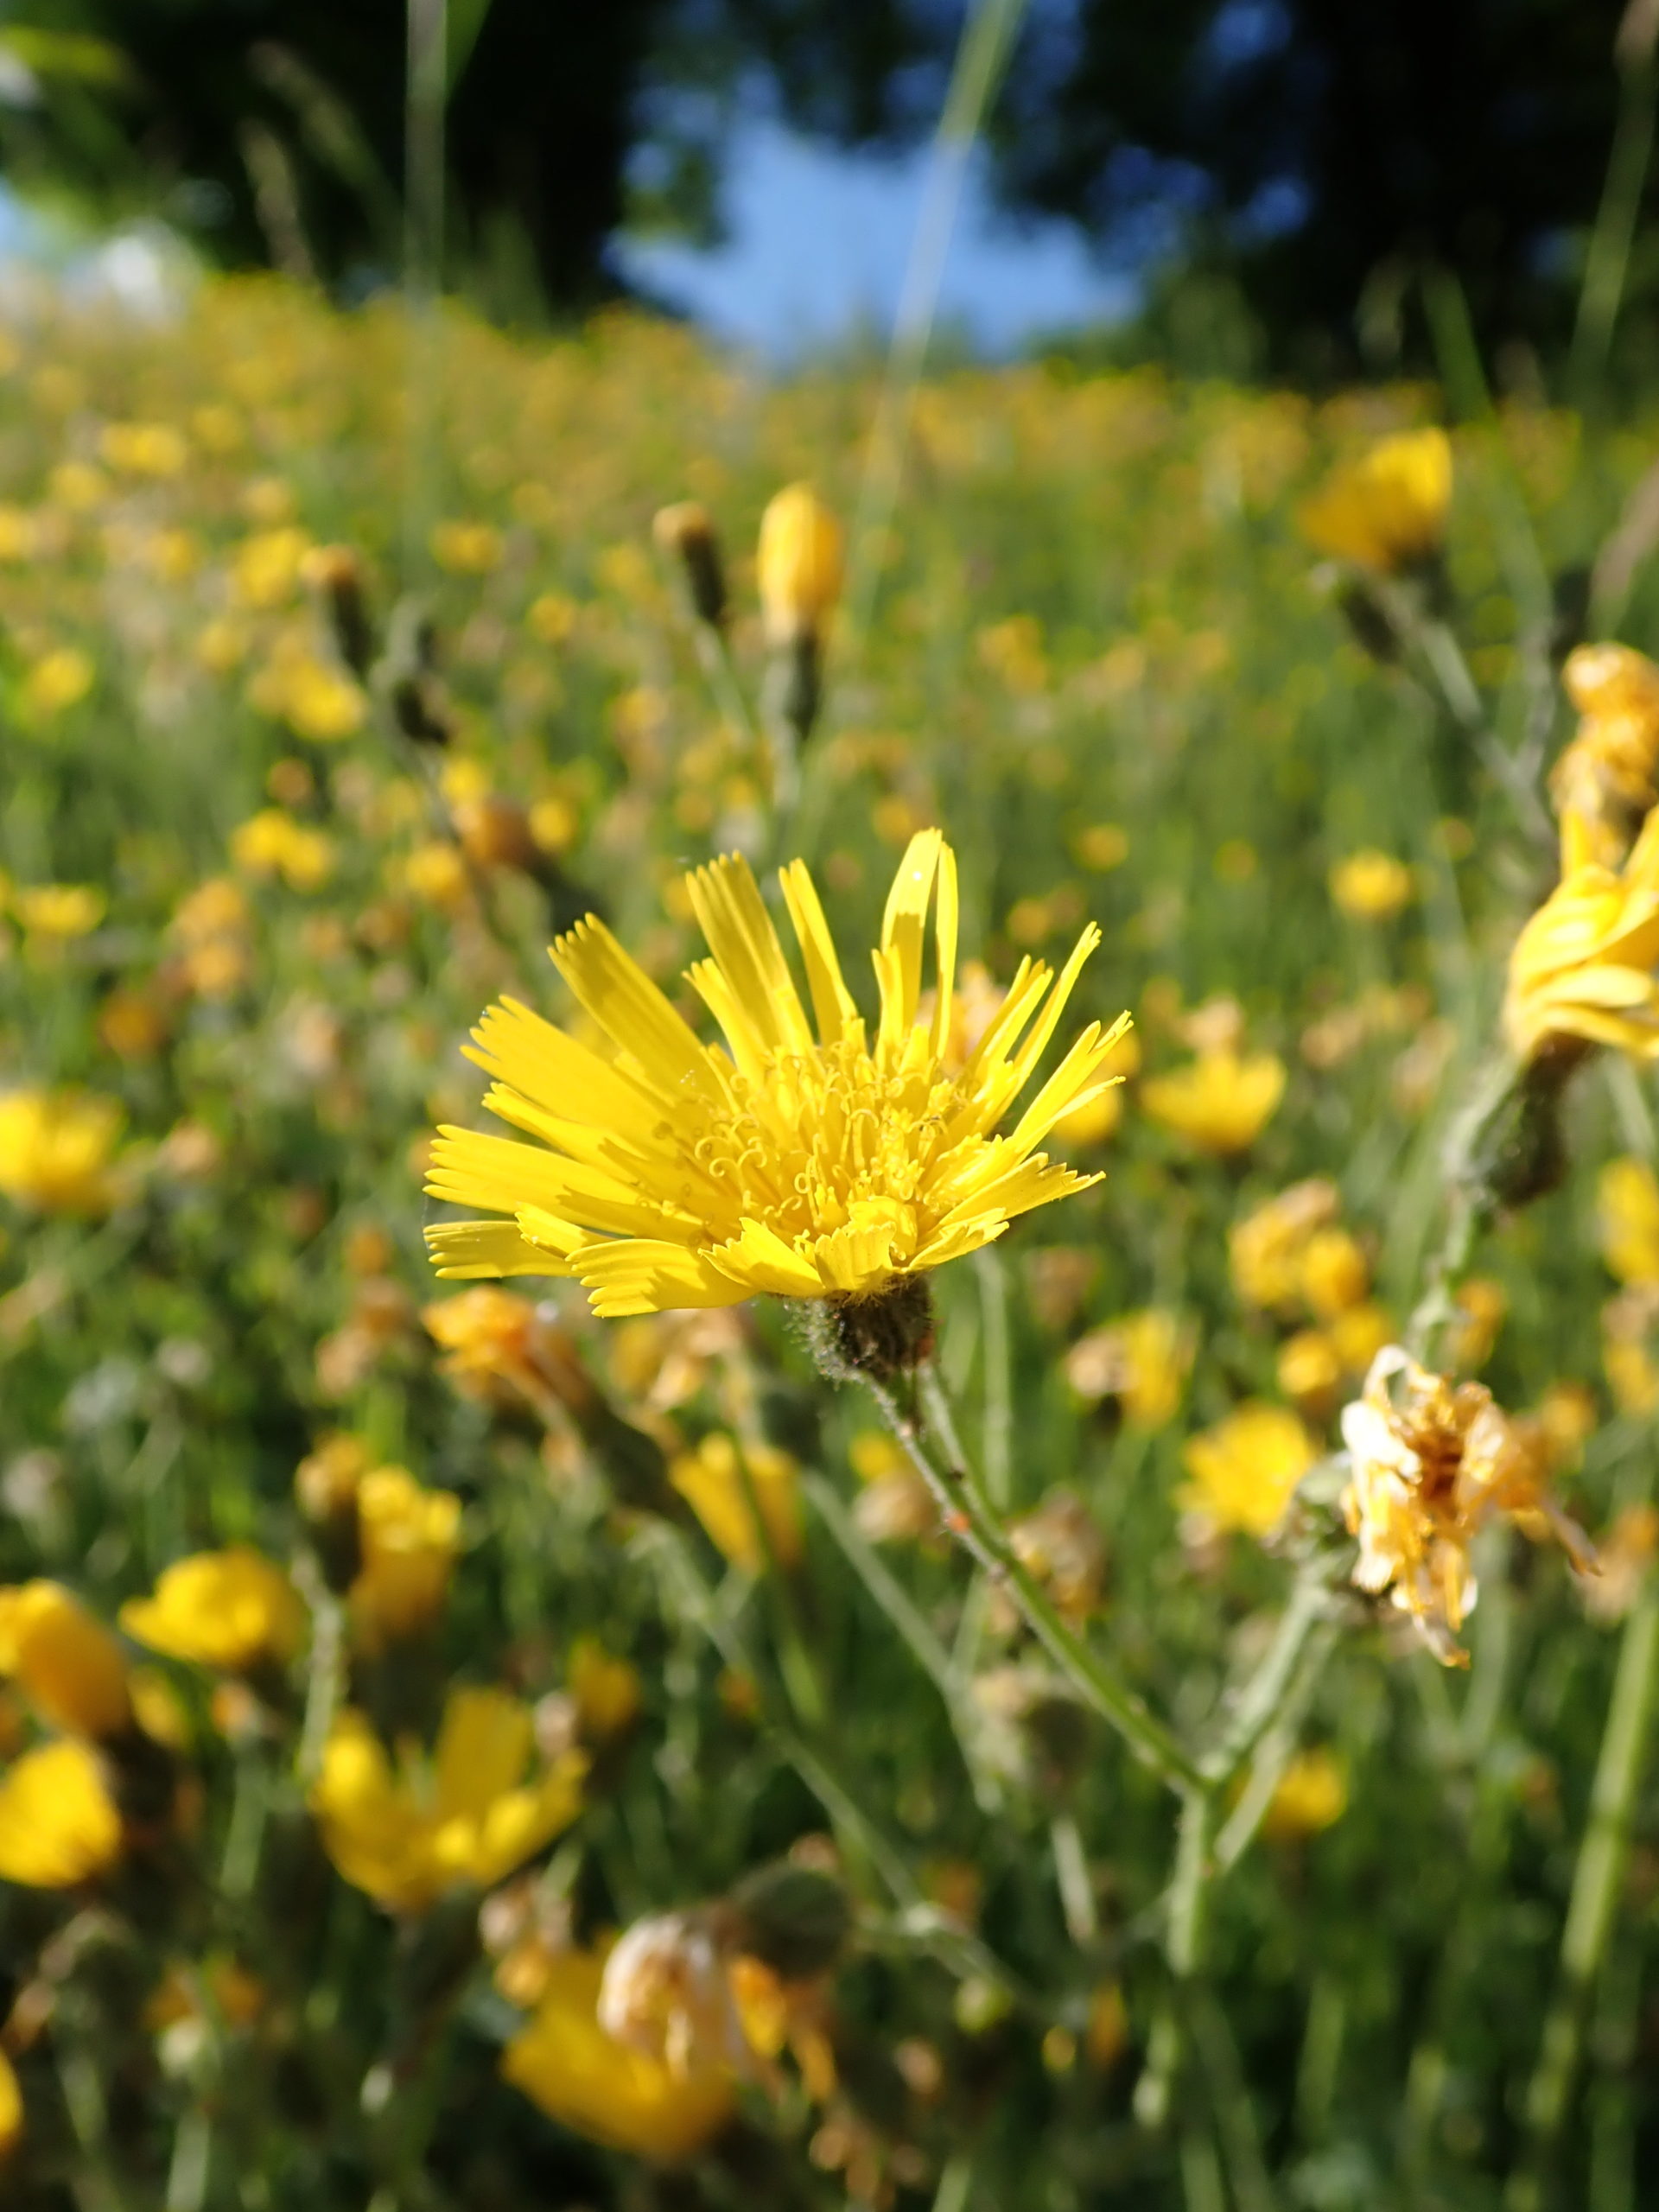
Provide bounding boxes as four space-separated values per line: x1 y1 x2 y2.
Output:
23 646 94 717
120 1548 308 1672
1141 1051 1286 1154
1230 1179 1339 1310
1300 1226 1370 1319
1063 1309 1193 1429
99 420 188 477
423 1285 543 1393
0 1581 131 1738
0 2048 19 2159
0 1738 122 1885
231 809 336 892
430 519 505 575
756 483 843 646
1329 850 1414 920
13 883 105 939
1180 1403 1315 1538
569 1637 643 1741
230 526 312 609
1260 1749 1348 1841
1339 1346 1592 1665
1276 1329 1343 1414
0 1090 124 1214
1503 807 1659 1063
503 1947 734 2161
309 1687 586 1914
427 831 1126 1315
1551 644 1659 850
1597 1156 1659 1285
671 1433 802 1573
349 1466 461 1647
1296 427 1452 573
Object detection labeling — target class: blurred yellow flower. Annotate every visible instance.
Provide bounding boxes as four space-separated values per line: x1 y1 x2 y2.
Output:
431 519 505 574
1277 1328 1344 1413
0 1581 131 1739
1330 850 1414 920
1181 1402 1315 1537
1064 1308 1193 1429
0 2049 18 2159
310 1687 586 1914
23 646 95 717
404 838 471 911
1230 1179 1339 1310
428 831 1126 1315
569 1636 643 1742
0 1738 122 1885
1300 1226 1370 1319
252 653 368 742
1297 427 1452 573
503 1947 734 2161
120 1548 307 1673
100 420 188 476
349 1466 461 1646
757 482 843 646
671 1433 802 1573
1340 1346 1592 1666
231 526 312 609
1447 1276 1507 1370
1597 1156 1659 1285
1504 807 1659 1063
231 809 336 893
1552 644 1659 851
13 883 105 939
1261 1749 1348 1840
1071 823 1129 873
1141 1051 1286 1154
0 1089 124 1213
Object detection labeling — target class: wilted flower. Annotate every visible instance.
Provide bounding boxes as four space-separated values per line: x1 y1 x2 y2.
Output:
503 1946 735 2161
1297 427 1452 575
1340 1346 1593 1665
599 1910 756 2080
671 1432 802 1573
0 1581 131 1739
1330 850 1414 920
0 1738 123 1886
428 831 1127 1316
0 1089 124 1213
1008 1490 1106 1619
120 1548 308 1673
1179 1403 1316 1538
310 1686 586 1914
1504 807 1659 1065
349 1466 461 1647
1141 1051 1286 1154
757 484 843 648
653 501 727 629
1551 644 1659 857
1579 1503 1658 1625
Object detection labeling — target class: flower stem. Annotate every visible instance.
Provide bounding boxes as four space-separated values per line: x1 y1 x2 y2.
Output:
1508 1579 1659 2212
861 1365 1203 1792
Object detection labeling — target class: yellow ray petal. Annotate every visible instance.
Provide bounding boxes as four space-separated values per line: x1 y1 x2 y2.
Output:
551 917 714 1095
928 841 960 1060
424 1220 566 1278
685 854 814 1058
878 830 943 1052
571 1238 753 1316
779 859 862 1045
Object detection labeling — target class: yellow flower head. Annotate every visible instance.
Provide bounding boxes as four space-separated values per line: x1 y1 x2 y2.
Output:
503 1947 734 2162
0 1738 123 1886
0 1581 131 1739
0 1089 124 1214
349 1466 461 1647
569 1636 643 1742
1296 427 1452 574
756 483 843 646
1503 807 1659 1064
231 809 335 893
1063 1309 1194 1430
120 1548 308 1673
1598 1155 1659 1286
1141 1051 1286 1155
1229 1179 1340 1310
1329 850 1414 921
427 831 1127 1316
1340 1346 1592 1665
1261 1749 1348 1841
13 883 105 939
309 1686 586 1914
1179 1402 1315 1538
671 1432 802 1573
1551 645 1659 854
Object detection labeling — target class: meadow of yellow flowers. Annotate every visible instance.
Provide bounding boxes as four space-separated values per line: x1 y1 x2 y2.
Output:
3 273 1659 2210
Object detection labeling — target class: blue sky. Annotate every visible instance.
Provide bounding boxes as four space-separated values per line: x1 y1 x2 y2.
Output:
611 114 1135 362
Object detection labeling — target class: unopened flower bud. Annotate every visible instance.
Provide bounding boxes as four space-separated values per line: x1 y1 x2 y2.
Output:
757 483 843 650
654 501 728 630
723 1860 852 1982
302 543 375 677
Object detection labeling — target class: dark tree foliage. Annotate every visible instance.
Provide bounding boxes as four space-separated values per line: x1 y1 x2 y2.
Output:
1 0 669 308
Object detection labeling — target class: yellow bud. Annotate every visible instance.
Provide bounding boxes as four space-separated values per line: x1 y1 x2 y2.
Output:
0 1581 131 1739
756 483 843 646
